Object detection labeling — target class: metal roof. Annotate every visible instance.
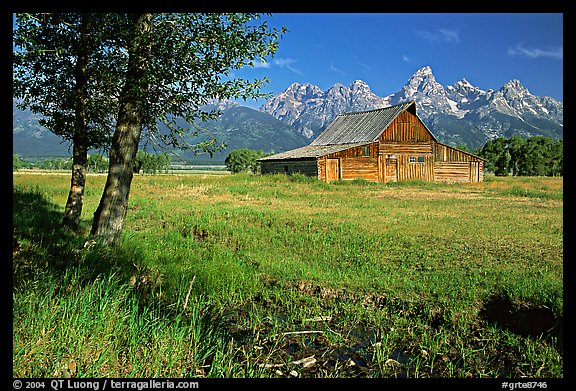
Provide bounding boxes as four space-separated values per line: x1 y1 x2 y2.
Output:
310 101 417 146
258 143 367 161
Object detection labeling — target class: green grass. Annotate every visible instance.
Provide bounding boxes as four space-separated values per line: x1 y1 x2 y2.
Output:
13 172 563 378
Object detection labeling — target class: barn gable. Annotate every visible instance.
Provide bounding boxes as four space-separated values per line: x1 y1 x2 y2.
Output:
259 100 486 183
310 102 418 145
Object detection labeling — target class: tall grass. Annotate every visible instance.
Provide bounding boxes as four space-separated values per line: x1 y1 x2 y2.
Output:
13 172 563 378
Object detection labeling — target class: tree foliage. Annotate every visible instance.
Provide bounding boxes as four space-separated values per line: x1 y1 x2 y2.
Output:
13 154 29 171
13 13 130 231
225 148 267 173
13 13 126 149
88 13 285 245
87 154 109 173
134 151 171 174
14 12 285 245
135 14 286 154
476 136 563 176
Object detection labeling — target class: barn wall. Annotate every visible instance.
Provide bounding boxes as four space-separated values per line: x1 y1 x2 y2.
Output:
380 111 434 142
261 159 318 177
319 143 380 182
340 157 379 181
325 143 378 159
434 143 484 163
379 141 433 155
397 155 434 181
432 143 486 182
433 162 471 183
318 158 326 181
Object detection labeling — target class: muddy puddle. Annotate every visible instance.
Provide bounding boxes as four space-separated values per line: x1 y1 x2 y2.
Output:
214 281 562 378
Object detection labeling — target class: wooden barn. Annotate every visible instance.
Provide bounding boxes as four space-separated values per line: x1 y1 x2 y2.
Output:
259 101 486 183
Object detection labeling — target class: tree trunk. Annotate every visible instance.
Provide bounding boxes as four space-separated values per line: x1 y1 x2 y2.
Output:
62 134 88 231
62 15 91 232
90 13 153 246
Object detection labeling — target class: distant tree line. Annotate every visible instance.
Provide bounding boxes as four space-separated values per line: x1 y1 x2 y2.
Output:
13 151 171 174
475 135 563 177
225 148 268 173
133 151 171 174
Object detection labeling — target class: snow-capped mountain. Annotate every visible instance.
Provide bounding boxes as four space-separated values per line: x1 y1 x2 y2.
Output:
13 66 563 160
259 66 563 150
383 66 467 118
260 80 388 138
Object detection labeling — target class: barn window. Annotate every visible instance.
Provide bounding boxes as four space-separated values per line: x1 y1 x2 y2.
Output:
409 156 416 163
417 156 425 164
362 145 370 157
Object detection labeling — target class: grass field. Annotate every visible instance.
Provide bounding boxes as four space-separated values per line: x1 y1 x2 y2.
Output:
12 171 563 378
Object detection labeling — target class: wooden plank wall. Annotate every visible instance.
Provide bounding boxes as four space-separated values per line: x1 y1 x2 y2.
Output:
434 162 471 183
318 158 326 181
340 157 378 181
321 143 380 182
433 143 485 182
434 143 484 163
261 160 318 177
397 155 434 181
325 144 378 159
379 142 433 155
380 111 434 142
384 158 398 182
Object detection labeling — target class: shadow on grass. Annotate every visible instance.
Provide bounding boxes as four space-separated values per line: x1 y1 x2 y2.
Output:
13 185 139 288
13 186 234 377
12 187 223 328
12 185 216 319
14 186 228 349
479 292 563 354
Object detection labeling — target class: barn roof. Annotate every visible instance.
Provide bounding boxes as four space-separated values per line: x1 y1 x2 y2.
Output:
311 101 436 145
258 142 367 161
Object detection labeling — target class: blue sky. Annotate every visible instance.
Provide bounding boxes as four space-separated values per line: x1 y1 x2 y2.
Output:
234 13 564 108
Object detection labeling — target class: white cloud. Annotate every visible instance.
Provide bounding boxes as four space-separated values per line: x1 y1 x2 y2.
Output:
329 63 345 75
402 54 411 62
438 29 460 44
252 59 271 68
416 28 460 44
507 44 563 60
273 57 303 75
358 62 372 70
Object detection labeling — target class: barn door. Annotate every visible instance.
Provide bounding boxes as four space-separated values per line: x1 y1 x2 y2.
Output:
326 158 340 182
470 161 480 182
385 157 398 182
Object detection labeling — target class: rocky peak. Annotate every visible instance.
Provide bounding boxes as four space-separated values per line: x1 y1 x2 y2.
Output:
284 82 323 101
500 79 530 97
402 66 443 97
413 65 433 77
350 79 371 93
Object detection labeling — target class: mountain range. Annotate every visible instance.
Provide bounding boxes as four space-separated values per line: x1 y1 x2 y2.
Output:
13 66 562 162
259 66 563 149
